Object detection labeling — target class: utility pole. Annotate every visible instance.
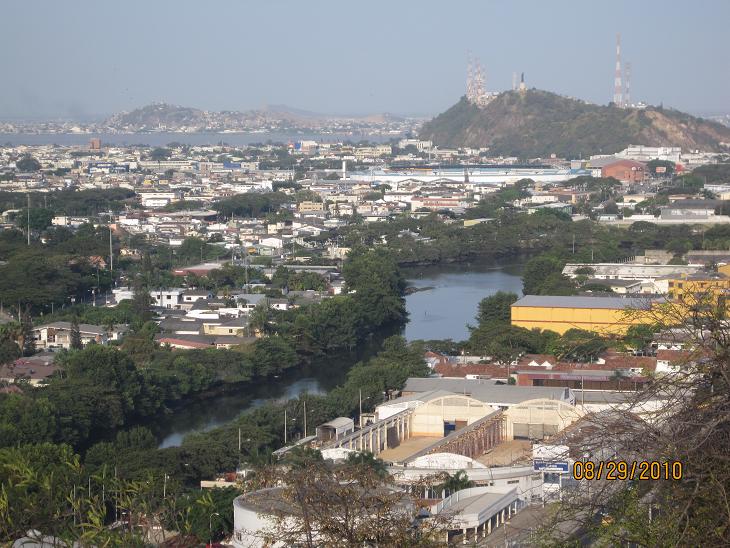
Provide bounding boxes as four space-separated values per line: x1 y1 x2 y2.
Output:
27 194 30 246
109 225 114 274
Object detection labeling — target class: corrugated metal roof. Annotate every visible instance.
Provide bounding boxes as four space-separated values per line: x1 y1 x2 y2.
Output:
402 377 571 405
512 295 657 310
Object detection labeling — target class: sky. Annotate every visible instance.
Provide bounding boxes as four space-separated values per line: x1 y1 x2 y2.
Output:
1 0 729 120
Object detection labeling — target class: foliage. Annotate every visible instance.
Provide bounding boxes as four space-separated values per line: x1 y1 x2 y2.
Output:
15 155 41 172
419 89 730 157
212 192 290 218
522 254 577 295
646 159 675 176
476 291 518 325
546 328 608 362
271 266 327 291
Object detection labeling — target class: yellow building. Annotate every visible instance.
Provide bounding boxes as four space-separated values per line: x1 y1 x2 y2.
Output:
511 295 656 336
667 272 730 304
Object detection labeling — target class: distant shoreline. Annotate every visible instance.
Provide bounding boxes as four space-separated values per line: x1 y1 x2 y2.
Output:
0 131 397 147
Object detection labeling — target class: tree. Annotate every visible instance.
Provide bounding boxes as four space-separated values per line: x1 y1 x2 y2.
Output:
624 324 655 351
131 283 153 326
476 291 518 326
19 309 35 356
0 323 22 365
541 295 730 546
522 254 576 295
437 469 474 497
15 155 41 172
253 457 450 546
547 328 608 362
646 159 674 176
70 317 83 350
15 208 54 231
249 301 273 337
149 147 172 161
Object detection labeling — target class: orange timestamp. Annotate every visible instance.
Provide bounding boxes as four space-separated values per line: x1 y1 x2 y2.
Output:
572 460 683 481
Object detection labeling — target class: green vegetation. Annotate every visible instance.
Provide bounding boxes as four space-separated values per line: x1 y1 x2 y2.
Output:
271 266 327 291
212 192 290 218
0 188 135 216
15 155 41 172
691 162 730 184
419 90 730 157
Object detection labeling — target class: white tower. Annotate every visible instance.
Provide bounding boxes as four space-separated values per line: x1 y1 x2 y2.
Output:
613 33 623 107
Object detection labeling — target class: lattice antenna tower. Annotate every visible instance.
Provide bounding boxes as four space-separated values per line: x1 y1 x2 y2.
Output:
613 33 623 107
473 58 486 104
624 61 632 108
466 52 475 102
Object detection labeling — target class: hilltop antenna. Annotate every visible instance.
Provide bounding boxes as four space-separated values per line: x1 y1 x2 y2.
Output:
512 72 517 91
466 54 491 107
613 33 623 107
466 52 475 100
624 61 632 108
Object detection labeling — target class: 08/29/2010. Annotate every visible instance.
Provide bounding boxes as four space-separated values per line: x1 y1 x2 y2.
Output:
572 460 683 481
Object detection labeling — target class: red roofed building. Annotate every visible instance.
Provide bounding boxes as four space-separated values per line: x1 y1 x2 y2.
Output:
600 159 646 183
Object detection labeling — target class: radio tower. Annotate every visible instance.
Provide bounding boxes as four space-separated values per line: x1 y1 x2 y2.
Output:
624 61 632 108
613 33 623 107
466 52 475 100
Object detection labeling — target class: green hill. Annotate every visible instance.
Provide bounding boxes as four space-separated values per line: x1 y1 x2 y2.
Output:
419 90 730 158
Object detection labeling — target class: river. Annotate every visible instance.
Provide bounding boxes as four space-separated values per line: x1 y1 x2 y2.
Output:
153 260 523 447
402 260 524 341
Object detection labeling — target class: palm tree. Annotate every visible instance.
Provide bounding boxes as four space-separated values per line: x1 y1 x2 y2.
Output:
438 470 474 498
345 451 388 478
249 301 272 337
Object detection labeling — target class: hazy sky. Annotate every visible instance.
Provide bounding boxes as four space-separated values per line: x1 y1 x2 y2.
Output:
2 0 729 119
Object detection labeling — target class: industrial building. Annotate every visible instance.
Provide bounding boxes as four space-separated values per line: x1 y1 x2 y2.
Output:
510 295 658 335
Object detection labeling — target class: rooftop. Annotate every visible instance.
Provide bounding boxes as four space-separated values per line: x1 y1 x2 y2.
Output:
512 295 657 310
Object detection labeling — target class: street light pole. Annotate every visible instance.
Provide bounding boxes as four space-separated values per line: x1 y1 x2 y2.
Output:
209 512 220 547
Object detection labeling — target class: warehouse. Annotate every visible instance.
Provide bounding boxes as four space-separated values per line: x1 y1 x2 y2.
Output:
510 295 658 335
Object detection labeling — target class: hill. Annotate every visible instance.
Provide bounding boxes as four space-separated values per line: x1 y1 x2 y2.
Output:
419 90 730 158
103 103 406 132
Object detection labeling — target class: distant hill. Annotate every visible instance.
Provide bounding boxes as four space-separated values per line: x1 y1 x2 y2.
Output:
105 103 210 130
103 102 406 132
419 90 730 158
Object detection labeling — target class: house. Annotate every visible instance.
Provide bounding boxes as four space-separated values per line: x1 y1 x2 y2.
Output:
204 316 251 337
149 288 185 309
158 317 204 335
155 334 214 349
33 322 129 350
182 289 214 306
0 353 57 386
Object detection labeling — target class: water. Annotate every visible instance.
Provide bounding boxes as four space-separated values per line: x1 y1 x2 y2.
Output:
153 336 386 448
156 377 324 449
0 132 393 147
153 261 523 447
402 261 524 342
